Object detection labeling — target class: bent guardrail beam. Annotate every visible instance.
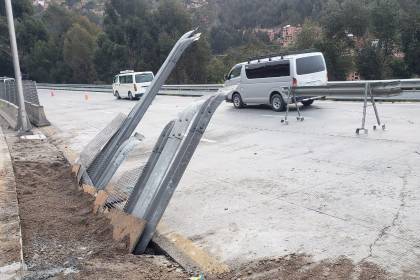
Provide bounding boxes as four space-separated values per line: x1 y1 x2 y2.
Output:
124 86 236 254
83 30 201 189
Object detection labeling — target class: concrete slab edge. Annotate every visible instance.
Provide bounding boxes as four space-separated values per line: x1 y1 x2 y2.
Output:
40 125 231 275
0 127 25 279
154 223 230 275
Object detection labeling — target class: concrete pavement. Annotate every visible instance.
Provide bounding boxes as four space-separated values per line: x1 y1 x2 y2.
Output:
39 89 420 277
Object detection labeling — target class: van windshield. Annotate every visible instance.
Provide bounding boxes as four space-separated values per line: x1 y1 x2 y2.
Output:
135 73 154 83
296 55 326 75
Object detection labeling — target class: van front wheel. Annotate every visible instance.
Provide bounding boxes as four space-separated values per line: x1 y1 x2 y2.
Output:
232 93 244 109
271 94 286 112
302 100 314 106
128 91 134 100
115 91 121 99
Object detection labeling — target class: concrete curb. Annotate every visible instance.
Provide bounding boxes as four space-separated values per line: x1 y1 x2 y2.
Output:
154 224 229 274
0 127 25 279
40 125 230 275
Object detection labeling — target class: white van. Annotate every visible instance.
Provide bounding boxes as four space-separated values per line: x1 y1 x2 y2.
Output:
224 52 327 111
112 70 154 100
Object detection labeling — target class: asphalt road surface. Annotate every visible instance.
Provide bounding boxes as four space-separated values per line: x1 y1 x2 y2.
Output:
39 89 420 278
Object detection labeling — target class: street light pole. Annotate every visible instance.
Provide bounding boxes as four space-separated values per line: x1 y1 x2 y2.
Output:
4 0 31 133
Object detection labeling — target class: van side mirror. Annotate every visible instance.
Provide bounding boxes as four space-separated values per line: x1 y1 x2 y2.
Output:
224 74 229 81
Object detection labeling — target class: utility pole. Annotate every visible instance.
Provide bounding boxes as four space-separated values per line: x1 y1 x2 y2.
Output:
4 0 31 133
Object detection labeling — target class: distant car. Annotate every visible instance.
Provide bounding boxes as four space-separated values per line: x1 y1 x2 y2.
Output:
224 51 328 111
112 70 154 100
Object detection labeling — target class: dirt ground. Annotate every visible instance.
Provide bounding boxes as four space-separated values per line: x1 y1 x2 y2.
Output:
5 130 189 280
3 125 392 280
211 255 390 280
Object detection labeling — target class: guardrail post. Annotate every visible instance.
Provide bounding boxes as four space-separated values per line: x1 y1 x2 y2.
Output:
356 82 388 134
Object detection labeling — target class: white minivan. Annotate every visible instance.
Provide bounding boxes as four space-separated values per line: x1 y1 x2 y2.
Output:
112 70 154 100
224 52 328 111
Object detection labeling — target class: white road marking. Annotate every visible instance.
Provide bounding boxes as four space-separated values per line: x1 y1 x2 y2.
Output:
201 138 217 143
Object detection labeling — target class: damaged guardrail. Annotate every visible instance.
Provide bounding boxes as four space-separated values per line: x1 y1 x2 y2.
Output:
0 78 50 128
79 30 202 189
82 86 234 256
75 30 239 256
125 90 229 253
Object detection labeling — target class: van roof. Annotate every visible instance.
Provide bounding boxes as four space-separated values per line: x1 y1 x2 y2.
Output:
236 51 323 68
117 71 153 76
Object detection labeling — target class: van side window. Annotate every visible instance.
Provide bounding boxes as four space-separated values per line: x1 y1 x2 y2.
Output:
119 76 126 83
245 62 290 79
125 75 133 84
229 65 242 79
136 73 154 83
296 55 326 75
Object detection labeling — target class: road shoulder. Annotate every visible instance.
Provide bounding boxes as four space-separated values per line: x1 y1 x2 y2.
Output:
0 127 25 279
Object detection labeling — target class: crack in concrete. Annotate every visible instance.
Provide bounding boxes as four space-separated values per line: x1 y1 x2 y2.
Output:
361 168 412 263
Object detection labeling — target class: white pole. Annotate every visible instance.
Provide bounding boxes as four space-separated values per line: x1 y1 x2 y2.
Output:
4 0 31 132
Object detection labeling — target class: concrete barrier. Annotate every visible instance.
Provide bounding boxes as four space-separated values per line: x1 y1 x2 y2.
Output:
0 100 18 129
24 102 50 127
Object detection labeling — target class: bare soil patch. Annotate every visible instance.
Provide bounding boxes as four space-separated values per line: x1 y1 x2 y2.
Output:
210 254 390 280
5 131 188 279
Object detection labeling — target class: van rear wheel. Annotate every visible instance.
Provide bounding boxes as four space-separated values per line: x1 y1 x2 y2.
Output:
232 93 244 109
271 93 286 112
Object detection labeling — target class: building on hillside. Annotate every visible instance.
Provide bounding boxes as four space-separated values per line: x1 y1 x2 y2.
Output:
185 0 208 9
254 26 283 42
280 24 302 47
253 24 302 47
347 72 361 81
33 0 47 8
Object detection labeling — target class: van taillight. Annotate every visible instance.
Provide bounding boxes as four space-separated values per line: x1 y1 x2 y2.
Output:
292 78 298 87
134 84 137 92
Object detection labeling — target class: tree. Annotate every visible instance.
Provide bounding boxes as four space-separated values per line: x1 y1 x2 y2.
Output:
342 0 369 37
96 0 212 84
294 20 322 50
315 38 353 81
63 23 98 83
400 2 420 76
0 17 13 77
371 0 400 57
0 0 33 19
356 44 384 80
0 0 46 77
